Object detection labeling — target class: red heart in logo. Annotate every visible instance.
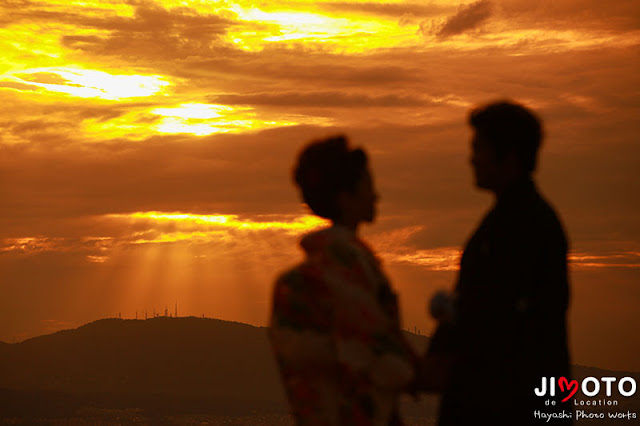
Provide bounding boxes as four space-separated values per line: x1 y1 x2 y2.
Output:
558 377 578 402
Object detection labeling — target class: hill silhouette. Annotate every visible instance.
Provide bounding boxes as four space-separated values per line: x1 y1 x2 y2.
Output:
0 317 434 423
0 317 291 421
0 317 280 397
0 317 637 424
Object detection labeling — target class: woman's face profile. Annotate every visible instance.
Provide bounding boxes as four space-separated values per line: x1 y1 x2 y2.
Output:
340 167 378 225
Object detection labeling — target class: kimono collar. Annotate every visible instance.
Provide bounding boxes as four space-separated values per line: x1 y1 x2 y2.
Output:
300 224 359 256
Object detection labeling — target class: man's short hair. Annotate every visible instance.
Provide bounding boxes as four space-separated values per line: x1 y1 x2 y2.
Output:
293 135 368 221
469 100 543 172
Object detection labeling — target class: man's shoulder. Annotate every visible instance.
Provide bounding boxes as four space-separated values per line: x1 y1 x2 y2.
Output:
509 186 567 235
530 191 567 238
485 186 568 254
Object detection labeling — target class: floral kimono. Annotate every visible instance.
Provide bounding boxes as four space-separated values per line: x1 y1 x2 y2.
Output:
269 225 416 426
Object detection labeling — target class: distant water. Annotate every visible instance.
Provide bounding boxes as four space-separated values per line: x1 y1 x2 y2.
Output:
1 412 437 425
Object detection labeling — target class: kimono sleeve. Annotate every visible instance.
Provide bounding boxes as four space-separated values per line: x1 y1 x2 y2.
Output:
269 266 336 370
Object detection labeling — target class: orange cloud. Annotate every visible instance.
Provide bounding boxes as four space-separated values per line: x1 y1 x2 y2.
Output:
569 251 640 269
423 0 492 39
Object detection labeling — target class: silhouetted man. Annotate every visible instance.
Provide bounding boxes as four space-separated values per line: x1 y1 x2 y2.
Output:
426 101 572 425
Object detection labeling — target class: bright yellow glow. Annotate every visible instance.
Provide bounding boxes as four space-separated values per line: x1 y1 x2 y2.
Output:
226 5 418 52
80 110 162 141
129 212 231 225
93 212 330 245
4 67 170 100
25 0 135 16
0 26 63 66
152 104 233 120
151 103 254 135
78 102 332 140
148 103 332 136
115 211 328 234
0 0 634 146
129 231 231 245
220 5 640 54
98 212 329 245
153 119 231 136
238 9 331 27
1 1 631 147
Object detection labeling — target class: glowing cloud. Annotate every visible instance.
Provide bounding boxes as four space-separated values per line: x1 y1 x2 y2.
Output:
0 237 63 253
569 251 640 269
226 5 418 52
110 211 328 238
149 103 332 136
4 68 170 100
383 247 463 271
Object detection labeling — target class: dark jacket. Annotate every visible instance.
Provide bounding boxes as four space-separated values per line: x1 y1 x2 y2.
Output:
430 179 572 425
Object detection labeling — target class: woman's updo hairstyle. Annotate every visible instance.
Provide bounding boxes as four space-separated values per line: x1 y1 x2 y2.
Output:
293 135 368 221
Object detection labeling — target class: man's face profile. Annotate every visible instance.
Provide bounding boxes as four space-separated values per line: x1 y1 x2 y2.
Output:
470 131 500 191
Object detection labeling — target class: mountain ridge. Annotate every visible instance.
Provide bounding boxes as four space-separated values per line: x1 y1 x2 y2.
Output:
1 317 636 374
0 317 637 424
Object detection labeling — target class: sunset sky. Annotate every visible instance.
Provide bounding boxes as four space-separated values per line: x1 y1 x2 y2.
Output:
0 0 638 371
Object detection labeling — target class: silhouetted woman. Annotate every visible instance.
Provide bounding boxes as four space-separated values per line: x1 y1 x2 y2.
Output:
269 135 416 425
